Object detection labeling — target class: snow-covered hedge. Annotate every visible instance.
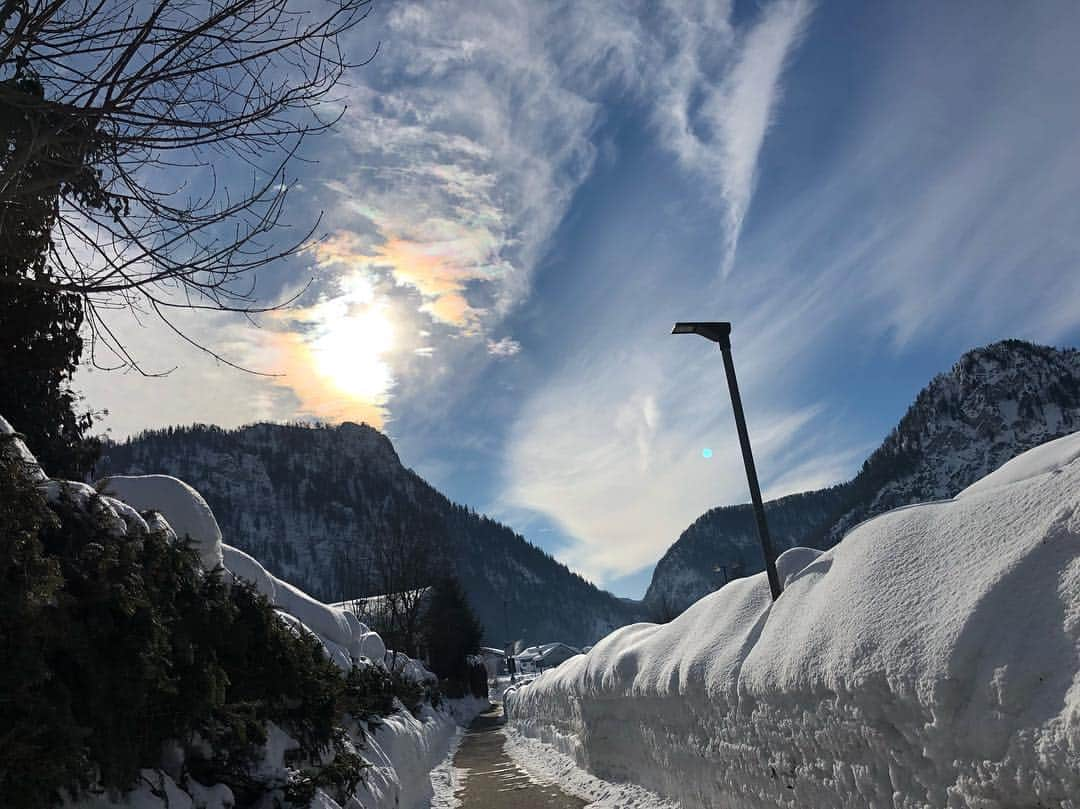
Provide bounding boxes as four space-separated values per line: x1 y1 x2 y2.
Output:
1 415 478 809
93 474 391 672
506 431 1080 809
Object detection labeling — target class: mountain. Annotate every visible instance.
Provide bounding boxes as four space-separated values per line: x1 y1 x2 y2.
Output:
96 421 639 648
644 340 1080 616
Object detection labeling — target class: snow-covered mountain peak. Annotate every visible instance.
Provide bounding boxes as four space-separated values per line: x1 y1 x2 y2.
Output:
645 339 1080 616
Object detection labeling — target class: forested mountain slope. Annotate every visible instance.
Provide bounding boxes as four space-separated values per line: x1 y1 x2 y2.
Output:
98 422 639 647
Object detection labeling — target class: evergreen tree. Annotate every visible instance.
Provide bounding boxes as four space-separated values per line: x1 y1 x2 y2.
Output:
0 439 85 805
422 576 484 688
0 72 101 479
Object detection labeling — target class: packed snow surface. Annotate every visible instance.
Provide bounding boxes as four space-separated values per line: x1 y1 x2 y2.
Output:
507 431 1080 808
503 725 678 809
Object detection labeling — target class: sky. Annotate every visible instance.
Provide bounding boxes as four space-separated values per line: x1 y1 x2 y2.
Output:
76 0 1080 598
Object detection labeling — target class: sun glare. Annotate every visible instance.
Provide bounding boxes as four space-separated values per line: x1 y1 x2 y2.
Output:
310 304 396 402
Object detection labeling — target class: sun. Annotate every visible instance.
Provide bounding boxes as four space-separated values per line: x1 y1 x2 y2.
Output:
310 303 396 402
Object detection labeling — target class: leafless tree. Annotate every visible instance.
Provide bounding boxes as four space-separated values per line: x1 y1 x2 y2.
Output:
0 0 374 371
361 523 443 666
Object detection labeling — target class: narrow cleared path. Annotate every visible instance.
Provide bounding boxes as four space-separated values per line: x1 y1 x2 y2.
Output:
451 705 586 809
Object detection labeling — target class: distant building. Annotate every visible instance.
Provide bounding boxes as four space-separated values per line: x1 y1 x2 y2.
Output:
514 642 581 673
477 647 508 678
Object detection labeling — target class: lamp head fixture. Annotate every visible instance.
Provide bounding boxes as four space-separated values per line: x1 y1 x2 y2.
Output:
671 321 732 348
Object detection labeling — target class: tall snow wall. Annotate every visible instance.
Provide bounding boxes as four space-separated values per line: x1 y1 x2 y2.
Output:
506 431 1080 809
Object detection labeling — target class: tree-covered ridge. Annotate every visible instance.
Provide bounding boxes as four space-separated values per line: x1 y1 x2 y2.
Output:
99 421 640 647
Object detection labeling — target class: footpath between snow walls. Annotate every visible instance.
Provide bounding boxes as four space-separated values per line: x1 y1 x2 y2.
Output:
506 432 1080 809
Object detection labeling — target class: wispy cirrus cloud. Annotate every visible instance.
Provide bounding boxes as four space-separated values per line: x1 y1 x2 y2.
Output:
500 0 1080 590
257 0 813 427
504 353 829 581
76 1 822 564
648 0 813 273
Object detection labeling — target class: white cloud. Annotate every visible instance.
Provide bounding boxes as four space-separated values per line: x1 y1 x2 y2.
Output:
498 0 1080 589
76 0 828 583
731 0 1080 352
492 0 819 584
712 0 813 273
74 307 302 441
301 0 813 412
487 337 522 357
647 0 813 273
503 346 828 581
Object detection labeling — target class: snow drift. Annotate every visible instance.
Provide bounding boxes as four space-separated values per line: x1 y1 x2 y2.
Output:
506 431 1080 808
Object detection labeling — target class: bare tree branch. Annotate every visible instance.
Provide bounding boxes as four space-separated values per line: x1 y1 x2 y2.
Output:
1 0 375 372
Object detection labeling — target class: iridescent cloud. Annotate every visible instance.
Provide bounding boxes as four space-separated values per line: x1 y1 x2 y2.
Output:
265 272 398 427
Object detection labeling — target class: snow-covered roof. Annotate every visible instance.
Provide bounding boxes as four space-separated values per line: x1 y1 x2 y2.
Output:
515 643 580 662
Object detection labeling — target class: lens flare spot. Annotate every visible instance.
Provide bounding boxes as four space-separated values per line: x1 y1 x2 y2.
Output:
702 447 713 459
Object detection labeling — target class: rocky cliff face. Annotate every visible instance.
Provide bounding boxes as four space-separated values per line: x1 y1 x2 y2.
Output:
645 340 1080 615
97 421 639 648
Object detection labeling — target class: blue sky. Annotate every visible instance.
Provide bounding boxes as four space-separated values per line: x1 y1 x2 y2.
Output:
77 0 1080 598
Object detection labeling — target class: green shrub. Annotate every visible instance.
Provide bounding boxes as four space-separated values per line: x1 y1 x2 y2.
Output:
341 664 396 722
0 441 88 806
0 443 438 808
284 730 369 806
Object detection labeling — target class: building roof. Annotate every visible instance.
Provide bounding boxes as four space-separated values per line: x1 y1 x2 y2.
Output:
514 642 581 662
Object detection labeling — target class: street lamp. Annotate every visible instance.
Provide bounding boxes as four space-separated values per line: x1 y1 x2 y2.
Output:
672 321 783 601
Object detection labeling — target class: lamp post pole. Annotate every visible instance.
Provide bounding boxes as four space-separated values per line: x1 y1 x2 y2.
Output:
671 321 783 601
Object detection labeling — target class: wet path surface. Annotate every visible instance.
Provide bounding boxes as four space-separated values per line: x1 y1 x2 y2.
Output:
451 706 586 809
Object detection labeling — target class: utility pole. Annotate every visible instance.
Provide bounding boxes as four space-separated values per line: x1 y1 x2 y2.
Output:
671 321 782 601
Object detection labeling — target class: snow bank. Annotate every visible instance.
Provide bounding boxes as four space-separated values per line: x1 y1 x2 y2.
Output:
354 698 487 809
222 544 387 669
97 475 224 571
507 431 1080 809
